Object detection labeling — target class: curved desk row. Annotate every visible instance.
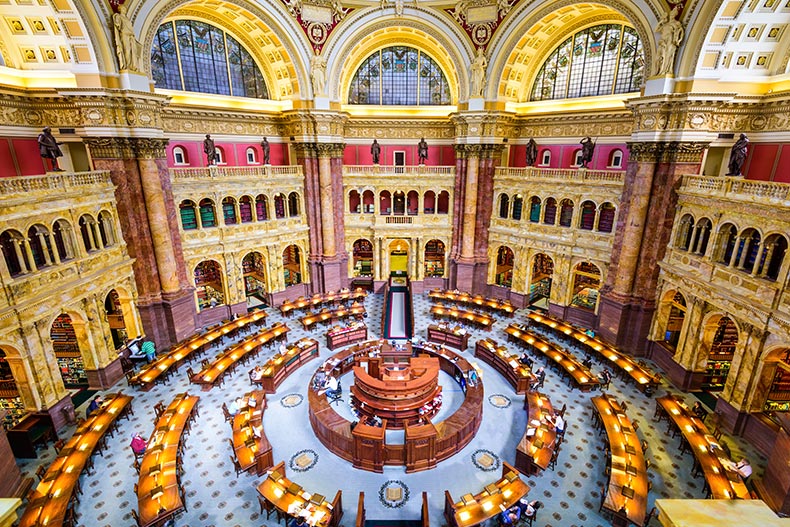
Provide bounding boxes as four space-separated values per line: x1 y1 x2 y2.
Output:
137 393 199 527
258 460 343 527
18 393 133 527
130 310 268 389
231 390 273 475
307 340 483 472
280 288 367 315
301 304 366 329
474 338 534 394
443 462 529 527
250 338 319 393
428 289 516 316
426 324 470 351
525 312 660 392
190 323 289 389
591 394 648 526
430 305 493 329
326 323 368 350
505 324 600 391
516 391 558 475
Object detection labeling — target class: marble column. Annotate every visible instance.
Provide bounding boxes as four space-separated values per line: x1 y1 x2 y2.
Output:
597 141 707 355
86 137 196 349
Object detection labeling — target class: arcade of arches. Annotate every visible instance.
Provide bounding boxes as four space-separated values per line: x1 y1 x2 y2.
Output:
2 0 790 520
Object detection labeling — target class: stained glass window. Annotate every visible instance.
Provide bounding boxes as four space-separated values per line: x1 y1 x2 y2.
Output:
151 20 268 99
531 24 644 101
348 46 451 105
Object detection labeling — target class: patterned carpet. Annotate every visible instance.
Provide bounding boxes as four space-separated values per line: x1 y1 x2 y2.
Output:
15 292 766 527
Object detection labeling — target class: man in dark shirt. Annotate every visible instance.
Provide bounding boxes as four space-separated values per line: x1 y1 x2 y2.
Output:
86 395 103 418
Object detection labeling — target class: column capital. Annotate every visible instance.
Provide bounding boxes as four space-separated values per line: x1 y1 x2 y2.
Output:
85 137 169 159
294 142 345 158
626 141 707 163
453 143 504 159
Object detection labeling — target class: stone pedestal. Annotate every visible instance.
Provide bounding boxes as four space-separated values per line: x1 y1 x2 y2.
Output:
450 258 488 294
596 295 655 355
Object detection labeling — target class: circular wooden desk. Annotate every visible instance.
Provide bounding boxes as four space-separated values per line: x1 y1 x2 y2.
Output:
307 340 483 472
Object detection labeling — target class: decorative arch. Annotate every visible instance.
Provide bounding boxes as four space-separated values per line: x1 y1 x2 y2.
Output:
490 0 656 102
570 260 602 311
352 238 374 278
241 251 268 304
49 311 95 387
138 0 306 99
657 289 687 353
698 313 739 391
424 239 445 277
193 259 225 310
495 245 515 287
283 244 303 286
528 253 554 306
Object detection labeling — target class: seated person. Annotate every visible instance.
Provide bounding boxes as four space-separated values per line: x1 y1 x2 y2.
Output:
692 401 708 420
582 357 593 369
324 375 340 396
141 340 156 363
552 414 565 436
518 352 533 367
86 395 103 418
250 366 265 381
519 499 543 518
733 458 752 479
601 369 612 386
499 505 521 525
130 432 147 455
228 397 245 416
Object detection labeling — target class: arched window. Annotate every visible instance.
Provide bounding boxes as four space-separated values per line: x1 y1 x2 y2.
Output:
571 261 601 311
423 191 436 214
392 191 406 215
52 219 75 261
543 198 557 225
609 149 624 168
540 150 551 166
691 218 712 255
255 194 269 221
194 260 224 310
173 146 188 165
180 200 198 230
222 197 237 225
349 190 361 213
288 192 300 217
215 146 226 165
78 214 99 252
246 147 257 164
273 193 286 219
436 191 450 214
380 191 392 215
528 196 541 222
98 211 115 246
573 150 583 167
579 201 596 230
675 214 694 250
559 199 574 227
759 234 788 281
362 190 375 213
736 228 761 273
498 194 509 219
407 190 419 215
598 203 616 233
716 223 738 265
151 20 269 99
28 225 53 268
199 199 217 228
512 195 523 220
239 196 253 223
531 24 644 101
1 230 26 276
348 46 451 105
283 245 302 286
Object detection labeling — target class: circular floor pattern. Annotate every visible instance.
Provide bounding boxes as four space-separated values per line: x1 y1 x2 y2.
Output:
289 448 319 472
488 393 512 408
378 480 410 508
471 448 502 472
280 393 304 408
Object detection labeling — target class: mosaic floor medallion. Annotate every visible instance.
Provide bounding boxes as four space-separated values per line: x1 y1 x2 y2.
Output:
289 449 318 472
472 448 501 472
280 393 304 408
488 394 512 408
379 480 410 508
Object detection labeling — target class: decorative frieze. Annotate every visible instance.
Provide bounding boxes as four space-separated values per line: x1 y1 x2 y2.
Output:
84 137 169 159
626 141 707 163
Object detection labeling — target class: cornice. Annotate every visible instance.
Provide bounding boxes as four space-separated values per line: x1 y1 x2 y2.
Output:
627 141 707 163
85 137 170 159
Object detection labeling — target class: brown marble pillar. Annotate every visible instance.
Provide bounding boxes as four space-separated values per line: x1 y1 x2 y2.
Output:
296 143 347 293
86 138 196 349
597 141 707 354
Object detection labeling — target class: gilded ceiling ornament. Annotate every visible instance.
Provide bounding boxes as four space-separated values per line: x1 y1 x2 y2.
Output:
446 0 511 49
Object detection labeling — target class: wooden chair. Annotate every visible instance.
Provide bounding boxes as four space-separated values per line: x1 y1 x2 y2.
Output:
643 506 657 526
557 403 567 418
53 438 65 454
641 439 649 453
632 420 640 431
612 506 629 527
154 401 166 418
35 465 47 482
132 458 141 474
130 508 142 527
259 495 284 522
548 446 560 470
230 455 242 477
222 403 233 423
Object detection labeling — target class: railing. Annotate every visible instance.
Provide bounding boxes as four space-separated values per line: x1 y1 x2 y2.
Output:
0 171 112 196
495 166 625 184
171 165 303 180
385 216 413 224
344 165 455 175
681 175 790 202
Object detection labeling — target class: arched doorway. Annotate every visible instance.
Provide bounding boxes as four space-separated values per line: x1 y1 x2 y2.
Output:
389 239 409 275
0 347 26 428
283 245 302 286
104 290 128 349
762 348 790 412
242 252 268 307
424 240 445 277
700 316 737 392
194 260 225 310
663 291 687 352
352 239 374 277
495 246 514 287
50 313 88 388
529 253 553 308
570 261 601 311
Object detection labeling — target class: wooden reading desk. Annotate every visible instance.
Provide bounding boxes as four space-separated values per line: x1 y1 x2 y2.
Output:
430 305 493 329
655 395 749 500
280 288 367 315
137 393 199 527
525 312 661 392
326 322 368 350
428 289 515 316
516 391 558 475
18 393 133 527
592 394 648 526
190 323 289 389
474 338 534 394
130 310 268 389
231 390 272 475
301 304 365 329
505 324 600 391
426 324 470 350
249 338 319 392
258 461 343 527
443 462 529 527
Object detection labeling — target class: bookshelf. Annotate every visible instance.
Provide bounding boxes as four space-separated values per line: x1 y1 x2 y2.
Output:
51 313 88 386
1 397 25 429
353 240 374 277
283 246 301 286
701 318 737 391
424 240 445 278
766 360 790 411
180 205 197 230
199 202 216 227
598 205 615 233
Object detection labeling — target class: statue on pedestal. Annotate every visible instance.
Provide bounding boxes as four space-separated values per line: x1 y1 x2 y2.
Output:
654 5 684 76
261 137 271 165
726 133 749 176
525 138 538 167
112 3 143 72
579 136 595 168
417 138 428 165
38 127 64 171
204 134 217 165
371 139 381 165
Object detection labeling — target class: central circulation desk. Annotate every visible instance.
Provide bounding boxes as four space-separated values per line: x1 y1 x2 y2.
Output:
592 394 648 526
251 338 319 393
444 462 529 527
308 340 483 472
326 322 367 350
474 338 534 394
258 461 343 527
18 393 133 527
655 395 749 499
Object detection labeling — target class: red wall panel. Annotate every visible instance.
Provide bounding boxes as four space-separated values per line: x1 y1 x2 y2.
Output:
772 145 790 183
746 144 778 181
13 139 46 175
0 139 17 177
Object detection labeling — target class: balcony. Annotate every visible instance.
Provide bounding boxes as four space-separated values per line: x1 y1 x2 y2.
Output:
171 165 302 180
495 167 625 185
0 171 113 200
679 176 790 206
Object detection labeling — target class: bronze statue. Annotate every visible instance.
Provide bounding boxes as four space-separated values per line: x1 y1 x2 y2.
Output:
525 138 538 167
417 137 428 164
38 126 64 171
579 136 595 168
204 134 217 165
726 133 749 176
261 137 271 165
371 139 381 165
